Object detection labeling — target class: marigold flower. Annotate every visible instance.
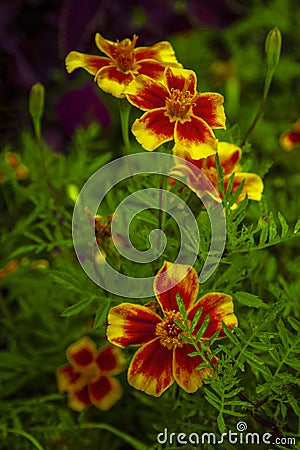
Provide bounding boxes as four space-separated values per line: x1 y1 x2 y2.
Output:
107 261 237 397
279 119 300 151
65 33 182 98
125 67 226 159
56 337 125 411
171 141 264 206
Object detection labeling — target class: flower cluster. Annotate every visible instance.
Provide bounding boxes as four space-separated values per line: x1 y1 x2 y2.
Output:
59 31 266 406
56 337 125 411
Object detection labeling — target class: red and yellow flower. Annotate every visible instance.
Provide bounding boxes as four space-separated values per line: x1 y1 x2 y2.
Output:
124 66 226 159
107 261 237 397
56 337 125 411
65 33 181 98
280 119 300 151
171 141 264 206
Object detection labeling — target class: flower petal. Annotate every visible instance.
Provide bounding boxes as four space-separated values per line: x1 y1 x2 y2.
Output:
56 364 84 392
173 344 215 393
193 93 226 129
65 51 109 75
67 337 96 368
154 261 199 313
188 292 238 339
125 75 167 110
95 33 117 59
164 67 197 95
95 66 134 98
89 375 123 410
217 142 242 174
174 116 218 159
136 59 172 82
68 385 91 411
135 41 181 66
107 302 160 348
227 172 264 203
131 109 174 151
96 345 126 375
128 339 174 396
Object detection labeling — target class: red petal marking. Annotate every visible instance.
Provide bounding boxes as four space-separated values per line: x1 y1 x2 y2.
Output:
135 41 179 65
154 261 199 313
107 302 160 348
65 51 110 75
68 385 91 411
188 292 238 339
67 337 96 367
137 60 169 82
96 345 125 375
174 116 218 159
125 75 167 110
128 339 174 396
95 65 134 98
89 375 111 400
193 93 226 129
131 109 174 151
56 364 82 392
217 142 242 174
280 130 300 151
164 67 197 95
89 376 123 410
95 33 117 59
173 344 214 393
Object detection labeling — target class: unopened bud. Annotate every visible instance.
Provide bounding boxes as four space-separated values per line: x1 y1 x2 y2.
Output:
265 27 282 71
29 83 45 138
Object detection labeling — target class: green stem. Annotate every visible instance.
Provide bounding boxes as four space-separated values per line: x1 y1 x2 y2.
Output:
240 69 274 147
28 423 146 450
119 100 132 154
0 426 45 450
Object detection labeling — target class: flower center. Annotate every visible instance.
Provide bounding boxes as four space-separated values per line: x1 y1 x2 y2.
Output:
165 88 195 120
114 35 138 72
155 310 185 350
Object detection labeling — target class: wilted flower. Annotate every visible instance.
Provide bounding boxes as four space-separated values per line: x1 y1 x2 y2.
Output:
171 141 264 206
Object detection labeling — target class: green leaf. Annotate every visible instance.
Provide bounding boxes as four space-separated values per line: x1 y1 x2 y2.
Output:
277 319 288 348
235 291 268 309
268 212 277 241
50 270 84 294
94 301 110 328
294 219 300 234
278 212 289 238
259 222 269 244
222 409 245 417
217 412 226 433
228 178 245 207
61 296 96 317
195 314 210 341
175 293 188 324
190 307 203 332
222 322 240 346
